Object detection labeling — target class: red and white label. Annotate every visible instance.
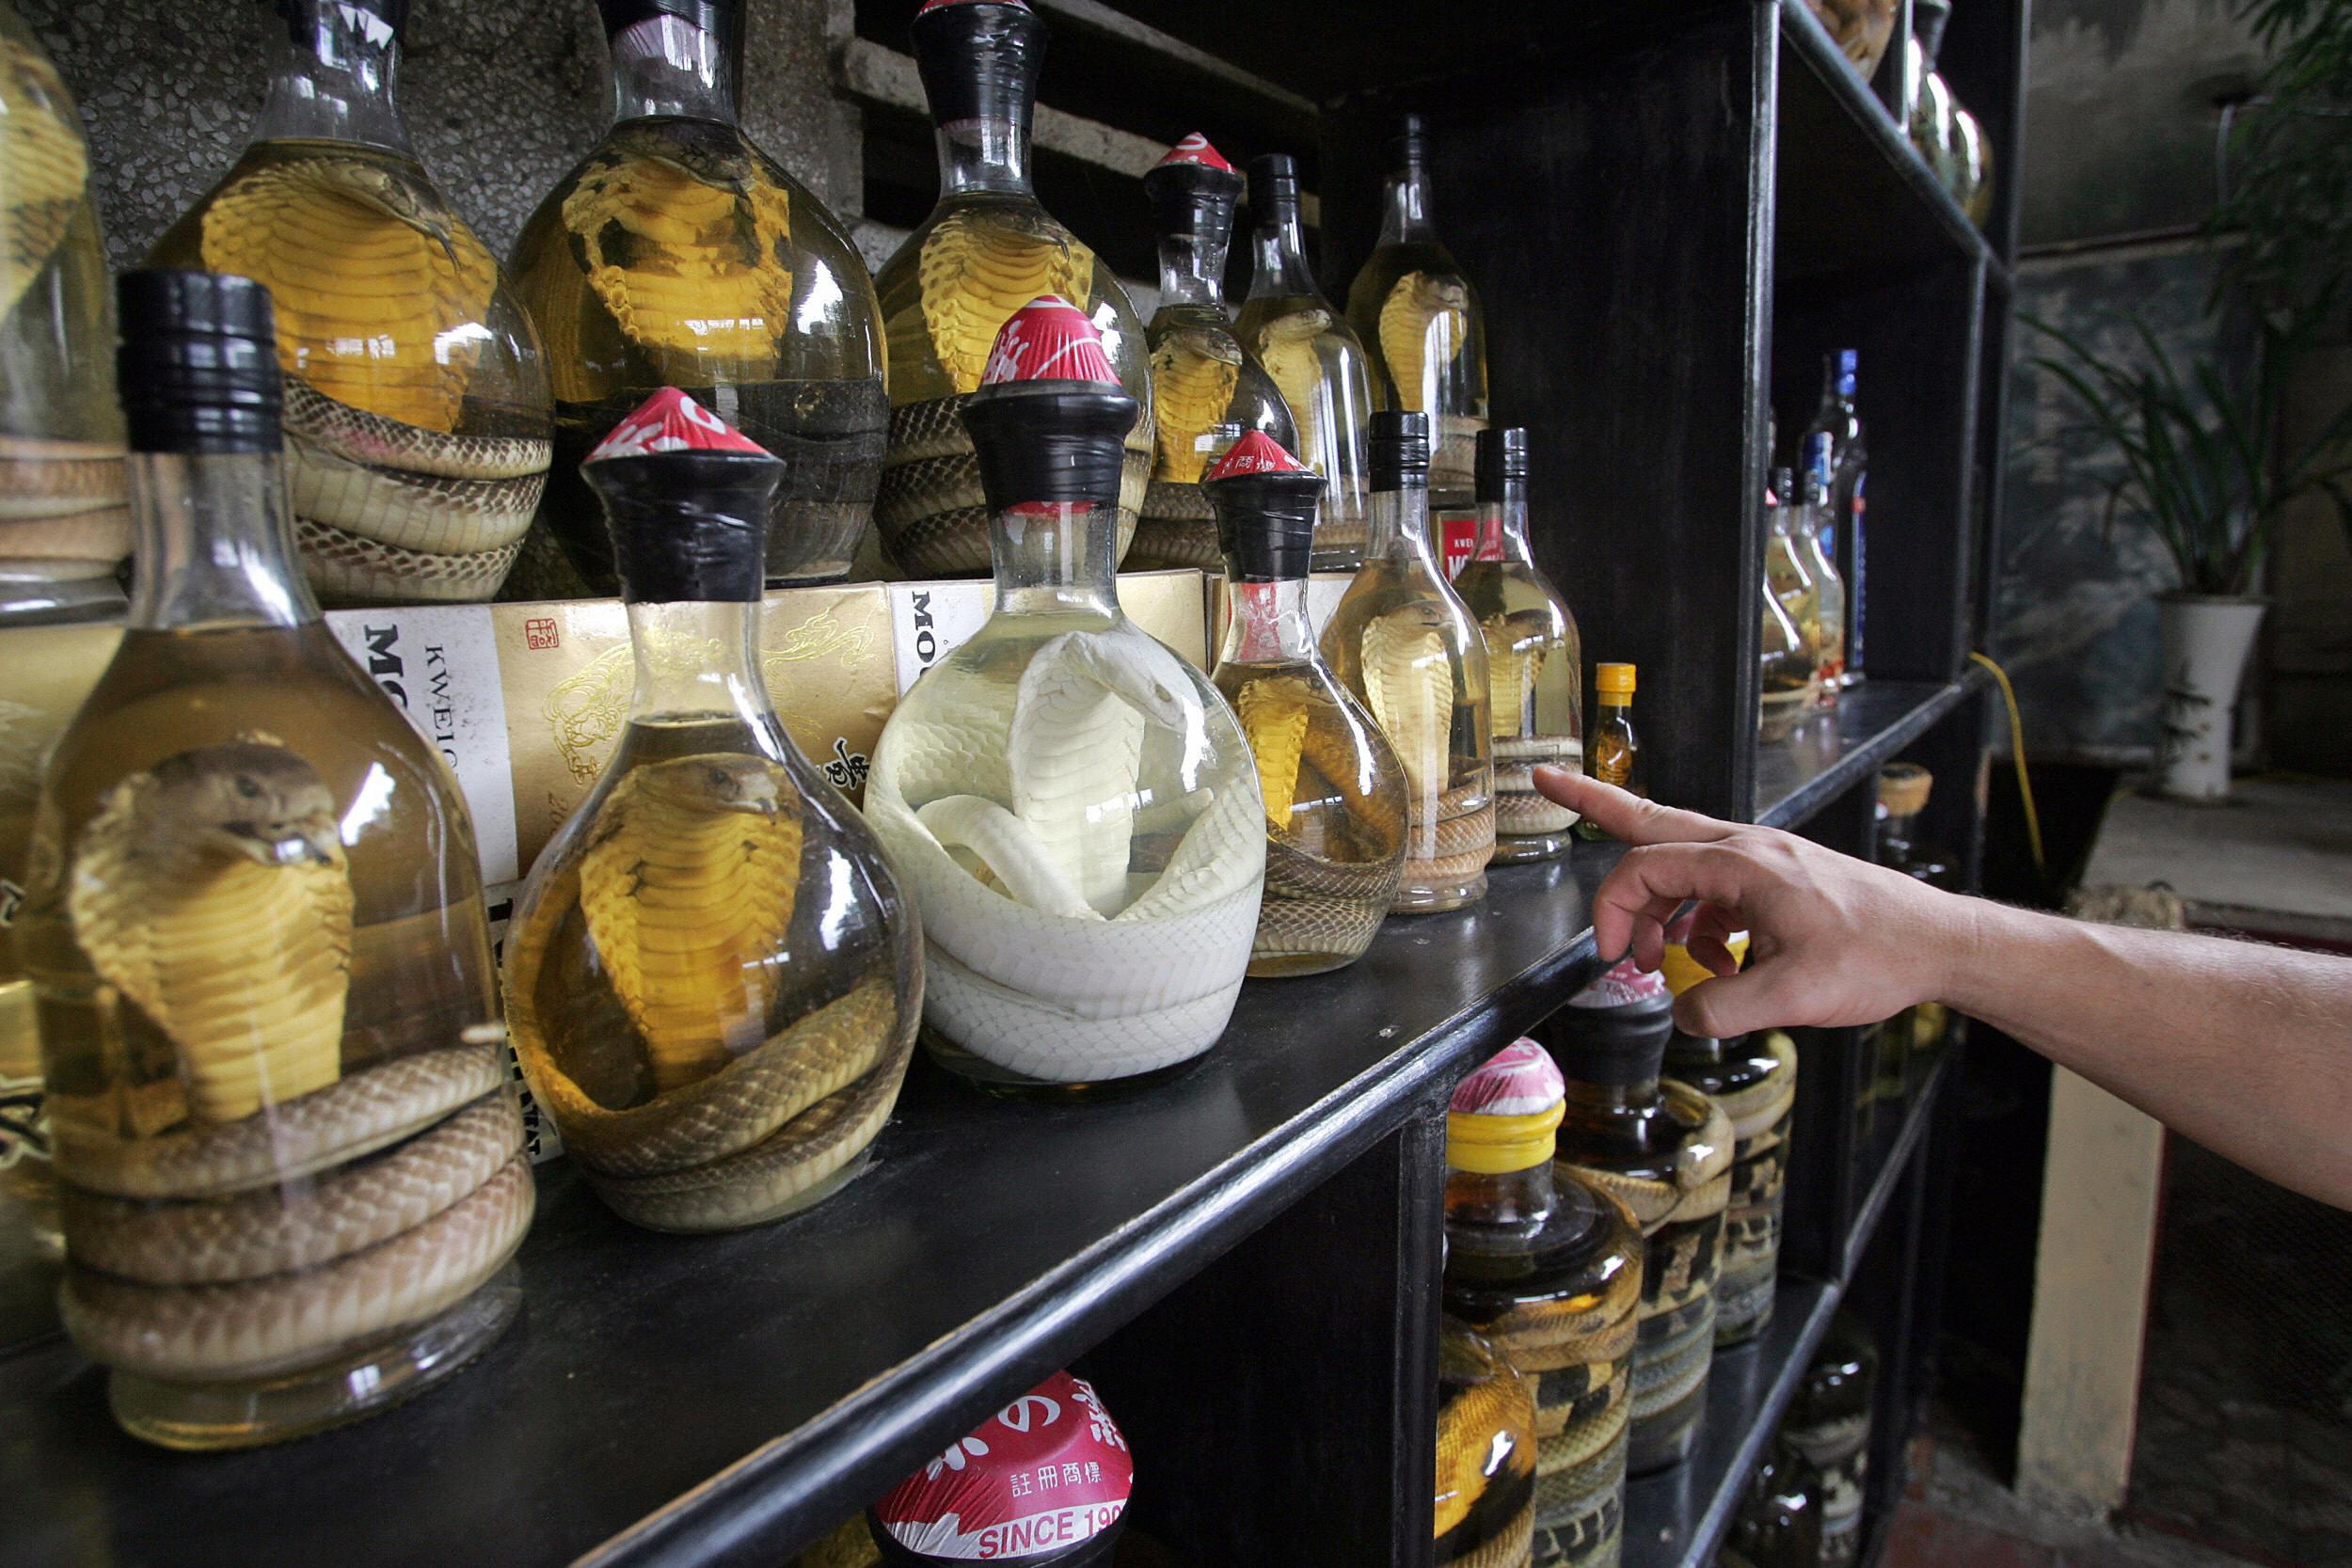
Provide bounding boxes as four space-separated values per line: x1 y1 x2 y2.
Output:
874 1373 1134 1560
980 296 1118 388
1205 430 1308 480
1438 513 1477 579
586 388 770 461
1451 1038 1564 1117
1155 133 1233 172
1565 956 1670 1009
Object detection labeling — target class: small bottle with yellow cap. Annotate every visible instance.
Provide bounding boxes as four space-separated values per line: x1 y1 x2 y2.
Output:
1572 663 1640 842
1658 916 1797 1347
1443 1039 1643 1567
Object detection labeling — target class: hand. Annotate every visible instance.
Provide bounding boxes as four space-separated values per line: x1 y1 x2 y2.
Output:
1534 767 1974 1038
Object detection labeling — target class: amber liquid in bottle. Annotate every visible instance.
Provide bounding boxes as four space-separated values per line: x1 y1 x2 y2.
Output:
1663 1024 1794 1346
1436 1315 1541 1568
1574 672 1639 843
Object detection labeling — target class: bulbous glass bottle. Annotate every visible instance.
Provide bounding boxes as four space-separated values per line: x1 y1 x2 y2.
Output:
148 0 549 607
502 390 918 1231
0 0 125 625
1723 1440 1827 1568
866 298 1263 1089
872 0 1152 578
1131 135 1295 573
1236 152 1375 571
18 273 527 1449
1454 428 1582 863
1344 115 1488 506
1437 1313 1540 1568
1320 410 1494 912
508 0 885 594
1762 470 1823 740
1203 433 1406 976
1783 1313 1879 1567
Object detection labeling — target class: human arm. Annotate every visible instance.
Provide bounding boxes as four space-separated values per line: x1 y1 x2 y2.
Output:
1534 766 2352 1210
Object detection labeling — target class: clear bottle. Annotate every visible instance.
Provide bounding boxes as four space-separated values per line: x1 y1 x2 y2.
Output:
501 390 920 1232
871 0 1152 578
866 298 1263 1089
1235 152 1376 571
1537 961 1735 1475
1320 410 1494 912
1344 115 1488 507
1443 1040 1641 1568
1795 438 1847 705
1204 433 1406 976
1876 763 1957 1090
1783 1313 1879 1568
1573 664 1640 842
0 1 125 625
1437 1313 1541 1568
1955 104 1994 229
1758 539 1820 747
149 0 549 608
1722 1440 1827 1568
1131 135 1296 573
1903 0 1961 191
1800 351 1867 682
1763 467 1825 705
1454 428 1583 863
507 0 883 593
18 273 528 1449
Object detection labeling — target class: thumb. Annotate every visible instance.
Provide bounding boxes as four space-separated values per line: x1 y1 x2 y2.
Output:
1533 767 1735 847
1673 962 1814 1040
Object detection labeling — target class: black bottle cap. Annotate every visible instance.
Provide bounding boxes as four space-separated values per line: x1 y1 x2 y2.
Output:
1144 156 1243 245
278 0 408 43
1205 466 1323 583
1392 111 1430 172
1475 426 1528 500
1247 152 1301 230
587 451 780 604
960 383 1138 514
117 270 284 456
913 0 1044 128
1369 409 1431 491
596 0 731 38
1534 978 1676 1087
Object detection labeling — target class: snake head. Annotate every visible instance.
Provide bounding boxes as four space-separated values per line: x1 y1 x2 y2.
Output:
312 159 465 272
142 741 342 869
646 753 786 815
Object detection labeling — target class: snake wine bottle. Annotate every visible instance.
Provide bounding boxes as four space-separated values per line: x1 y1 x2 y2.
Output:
147 0 550 608
1235 152 1375 572
508 0 886 594
1722 1439 1828 1568
1204 431 1406 976
1320 409 1495 912
1437 1312 1540 1568
1536 962 1735 1475
866 296 1263 1089
1444 1041 1642 1568
1454 428 1584 863
1344 115 1488 506
871 0 1153 578
17 273 529 1449
501 389 920 1231
1130 134 1295 572
0 1 126 625
1782 1313 1878 1566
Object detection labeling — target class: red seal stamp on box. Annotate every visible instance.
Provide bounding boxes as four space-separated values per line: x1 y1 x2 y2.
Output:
871 1372 1133 1560
524 617 560 652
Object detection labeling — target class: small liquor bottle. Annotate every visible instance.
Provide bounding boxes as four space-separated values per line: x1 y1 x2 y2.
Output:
1783 1313 1879 1567
1538 962 1734 1475
1437 1313 1540 1568
868 1370 1134 1564
1236 152 1375 570
1203 432 1407 975
1454 428 1584 863
501 390 921 1231
151 0 549 606
1758 518 1820 746
1572 665 1639 842
1795 438 1847 706
1320 410 1495 911
1132 135 1296 572
21 273 529 1448
1720 1440 1827 1568
1344 115 1488 505
1800 352 1867 682
1443 1040 1641 1568
1877 763 1958 1091
871 0 1153 577
1763 467 1823 707
1661 918 1795 1347
509 0 883 593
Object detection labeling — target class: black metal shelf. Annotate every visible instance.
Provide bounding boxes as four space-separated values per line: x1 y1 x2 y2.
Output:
1756 675 1980 829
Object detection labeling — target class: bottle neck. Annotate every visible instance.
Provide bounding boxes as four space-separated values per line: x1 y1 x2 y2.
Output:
1564 1073 1658 1113
623 598 771 723
1880 809 1919 858
253 2 414 152
1667 1027 1729 1068
1594 696 1632 731
609 13 739 126
1219 578 1315 665
125 451 319 632
1157 228 1229 310
990 501 1120 617
1475 482 1534 565
1246 212 1321 300
1367 478 1438 570
1378 163 1441 245
1444 1160 1559 1227
938 117 1032 196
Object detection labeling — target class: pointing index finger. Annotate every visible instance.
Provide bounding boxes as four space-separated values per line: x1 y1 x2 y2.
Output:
1532 767 1739 848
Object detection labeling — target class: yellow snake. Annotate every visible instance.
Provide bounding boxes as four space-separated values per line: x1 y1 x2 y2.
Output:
1701 1032 1798 1343
1377 271 1468 416
1357 614 1494 896
1484 618 1581 840
1147 328 1239 487
1437 1340 1538 1567
907 207 1090 392
0 29 87 315
1251 309 1327 466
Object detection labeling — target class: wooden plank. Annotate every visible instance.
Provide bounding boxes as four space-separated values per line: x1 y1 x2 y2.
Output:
837 38 1166 178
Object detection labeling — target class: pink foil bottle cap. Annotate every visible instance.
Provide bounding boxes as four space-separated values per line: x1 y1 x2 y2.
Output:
1565 955 1671 1010
586 388 771 462
979 295 1119 388
1155 132 1234 172
1205 430 1310 481
871 1372 1134 1560
1450 1038 1566 1117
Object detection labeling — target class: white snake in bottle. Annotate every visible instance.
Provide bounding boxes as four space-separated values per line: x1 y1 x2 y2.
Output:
867 627 1264 1082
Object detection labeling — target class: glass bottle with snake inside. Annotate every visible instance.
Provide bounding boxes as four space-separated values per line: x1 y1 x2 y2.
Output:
1443 1040 1642 1568
870 0 1153 578
1202 431 1406 976
508 0 885 594
501 388 919 1231
866 296 1263 1092
146 0 550 607
1454 428 1583 862
1320 408 1495 911
16 273 531 1449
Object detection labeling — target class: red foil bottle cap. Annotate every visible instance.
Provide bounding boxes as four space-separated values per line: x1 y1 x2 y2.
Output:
1565 955 1671 1009
1155 132 1233 172
979 295 1118 387
1450 1038 1565 1117
1205 430 1309 480
872 1372 1134 1559
586 388 771 461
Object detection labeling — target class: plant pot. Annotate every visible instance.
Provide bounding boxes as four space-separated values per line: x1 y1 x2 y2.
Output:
2153 593 2268 802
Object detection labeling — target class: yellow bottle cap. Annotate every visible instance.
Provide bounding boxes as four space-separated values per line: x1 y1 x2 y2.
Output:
1447 1040 1567 1173
1878 762 1933 816
1596 662 1636 696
